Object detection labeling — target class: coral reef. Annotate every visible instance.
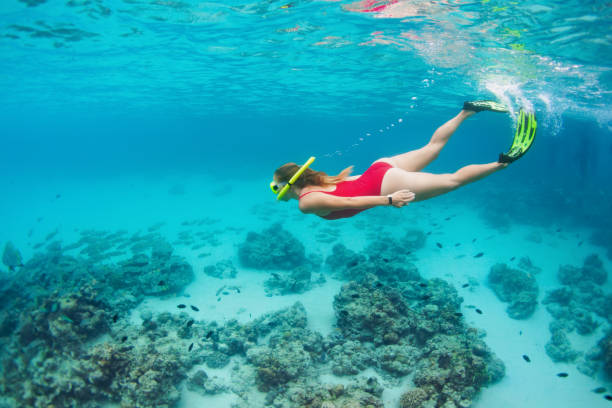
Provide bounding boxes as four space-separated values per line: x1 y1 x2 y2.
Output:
238 224 307 270
488 263 539 319
558 253 607 286
264 265 325 295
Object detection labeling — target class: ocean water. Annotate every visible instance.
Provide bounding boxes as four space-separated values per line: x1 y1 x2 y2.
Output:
1 0 611 407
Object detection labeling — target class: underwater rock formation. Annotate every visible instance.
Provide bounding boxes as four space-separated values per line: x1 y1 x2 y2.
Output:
325 230 424 282
204 259 238 279
264 266 325 295
2 241 23 271
558 253 607 286
238 223 307 270
488 263 539 319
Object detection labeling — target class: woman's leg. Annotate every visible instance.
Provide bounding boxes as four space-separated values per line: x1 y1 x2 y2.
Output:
380 162 507 201
376 110 475 172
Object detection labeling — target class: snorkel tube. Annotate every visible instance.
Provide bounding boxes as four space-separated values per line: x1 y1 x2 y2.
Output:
273 156 316 201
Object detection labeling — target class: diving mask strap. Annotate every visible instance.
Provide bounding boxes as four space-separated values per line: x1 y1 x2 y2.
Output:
276 156 316 200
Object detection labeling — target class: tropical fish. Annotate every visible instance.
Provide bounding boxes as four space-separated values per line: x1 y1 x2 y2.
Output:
177 304 186 309
436 243 442 248
419 283 427 287
190 305 199 311
474 252 484 258
188 342 194 351
510 256 516 261
454 312 463 317
475 308 482 314
522 354 531 362
112 314 118 323
462 283 469 288
121 336 128 342
158 280 165 286
593 387 606 394
206 331 213 339
187 320 194 328
605 395 612 401
557 372 568 377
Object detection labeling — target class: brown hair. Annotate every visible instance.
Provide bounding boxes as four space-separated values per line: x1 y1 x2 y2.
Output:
274 163 353 189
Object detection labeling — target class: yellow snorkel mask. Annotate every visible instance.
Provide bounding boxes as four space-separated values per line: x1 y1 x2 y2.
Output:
270 156 316 201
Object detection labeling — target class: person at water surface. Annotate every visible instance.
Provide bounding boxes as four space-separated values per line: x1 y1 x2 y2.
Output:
271 101 536 220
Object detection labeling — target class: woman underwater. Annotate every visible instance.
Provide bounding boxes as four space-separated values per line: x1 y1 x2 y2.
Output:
270 101 537 220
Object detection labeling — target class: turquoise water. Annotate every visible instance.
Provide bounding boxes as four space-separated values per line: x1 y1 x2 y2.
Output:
1 1 611 407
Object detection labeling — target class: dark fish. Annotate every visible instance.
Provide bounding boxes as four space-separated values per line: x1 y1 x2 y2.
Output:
375 282 383 288
418 283 427 287
421 295 432 301
188 342 194 351
340 310 349 316
455 243 461 247
158 280 165 286
593 387 606 394
578 241 583 246
112 314 118 323
187 319 194 327
217 297 221 302
472 238 476 243
427 231 432 235
522 354 531 362
510 256 516 261
351 294 359 298
206 331 213 339
475 308 482 314
121 336 128 343
454 312 463 317
190 305 199 312
432 223 438 227
272 272 281 279
605 395 612 401
462 283 469 288
474 252 484 258
56 194 61 199
445 217 451 221
382 257 389 263
177 304 186 309
519 330 522 335
436 242 442 248
557 372 568 377
236 288 241 293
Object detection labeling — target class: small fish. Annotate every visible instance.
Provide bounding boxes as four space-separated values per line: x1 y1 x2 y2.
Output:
56 193 61 199
112 314 118 323
454 312 463 317
418 283 427 287
421 295 432 301
236 288 241 293
375 282 383 288
382 257 389 262
519 330 522 336
462 283 469 288
432 223 438 227
217 297 221 302
474 252 484 258
340 310 349 316
556 228 561 232
475 308 482 314
351 294 359 298
426 231 432 235
121 336 128 342
177 304 186 309
557 372 568 377
522 354 531 362
206 331 213 339
510 256 516 261
186 319 194 327
158 280 165 286
445 217 451 221
60 315 74 324
593 387 606 394
188 342 194 351
436 242 442 248
190 305 199 312
578 241 583 246
472 238 476 243
455 243 461 247
605 395 612 401
272 272 281 279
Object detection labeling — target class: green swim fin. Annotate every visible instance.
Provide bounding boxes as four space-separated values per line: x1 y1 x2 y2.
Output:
498 109 537 163
463 100 509 113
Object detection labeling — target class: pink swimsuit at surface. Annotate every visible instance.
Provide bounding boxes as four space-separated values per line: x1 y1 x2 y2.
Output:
299 162 393 220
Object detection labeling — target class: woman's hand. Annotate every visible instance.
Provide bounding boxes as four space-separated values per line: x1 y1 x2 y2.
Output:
390 189 415 207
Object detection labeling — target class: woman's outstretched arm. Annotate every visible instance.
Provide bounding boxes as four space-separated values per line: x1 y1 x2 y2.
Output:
299 189 414 213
